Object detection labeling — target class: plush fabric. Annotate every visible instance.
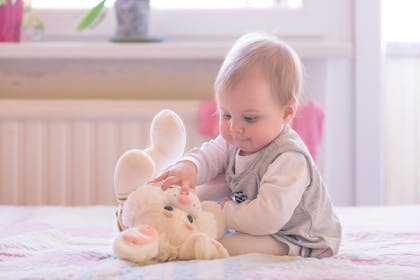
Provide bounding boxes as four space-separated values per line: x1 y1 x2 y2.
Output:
113 184 228 263
113 109 227 263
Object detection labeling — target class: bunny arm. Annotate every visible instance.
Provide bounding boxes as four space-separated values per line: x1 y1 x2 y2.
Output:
178 232 229 260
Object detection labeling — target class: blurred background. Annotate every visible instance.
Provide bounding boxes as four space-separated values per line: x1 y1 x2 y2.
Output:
0 0 419 207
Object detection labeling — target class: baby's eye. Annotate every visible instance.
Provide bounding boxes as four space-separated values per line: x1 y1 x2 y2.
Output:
243 116 258 123
164 205 174 211
187 214 193 223
222 113 231 120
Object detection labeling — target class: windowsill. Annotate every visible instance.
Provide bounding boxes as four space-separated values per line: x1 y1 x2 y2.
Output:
0 40 352 60
386 42 420 56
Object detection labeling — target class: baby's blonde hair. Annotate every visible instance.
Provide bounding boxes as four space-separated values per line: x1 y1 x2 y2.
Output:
214 32 303 106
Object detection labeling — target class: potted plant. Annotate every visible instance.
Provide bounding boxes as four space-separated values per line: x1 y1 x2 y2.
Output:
0 0 44 42
0 0 23 42
77 0 160 42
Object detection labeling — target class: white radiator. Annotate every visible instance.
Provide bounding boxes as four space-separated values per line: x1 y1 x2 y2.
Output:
0 100 209 206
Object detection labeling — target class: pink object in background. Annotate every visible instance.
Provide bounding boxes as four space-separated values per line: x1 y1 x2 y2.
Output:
199 98 219 138
198 99 325 162
291 102 325 162
0 0 23 42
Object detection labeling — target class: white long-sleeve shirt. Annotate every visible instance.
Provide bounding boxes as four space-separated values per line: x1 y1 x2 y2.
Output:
183 135 310 235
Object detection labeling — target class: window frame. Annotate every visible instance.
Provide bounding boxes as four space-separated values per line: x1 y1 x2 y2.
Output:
32 0 329 41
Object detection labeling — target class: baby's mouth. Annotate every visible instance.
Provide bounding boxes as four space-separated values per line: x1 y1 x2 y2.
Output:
235 138 248 144
233 135 248 142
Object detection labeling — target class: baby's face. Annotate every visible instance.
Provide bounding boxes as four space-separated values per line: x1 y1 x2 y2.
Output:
217 75 292 155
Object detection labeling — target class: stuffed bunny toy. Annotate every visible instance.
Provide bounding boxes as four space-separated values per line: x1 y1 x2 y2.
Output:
112 109 229 263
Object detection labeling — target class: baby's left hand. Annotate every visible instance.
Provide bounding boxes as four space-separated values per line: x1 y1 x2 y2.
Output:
218 197 231 208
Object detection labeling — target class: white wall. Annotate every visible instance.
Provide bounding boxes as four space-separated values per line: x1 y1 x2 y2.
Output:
313 0 383 206
307 0 355 205
354 0 384 205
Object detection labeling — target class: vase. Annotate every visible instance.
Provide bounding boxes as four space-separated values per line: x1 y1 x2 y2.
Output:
0 0 23 42
112 0 160 42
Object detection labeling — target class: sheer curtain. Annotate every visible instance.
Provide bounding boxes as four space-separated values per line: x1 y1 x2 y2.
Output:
385 49 420 204
383 0 420 204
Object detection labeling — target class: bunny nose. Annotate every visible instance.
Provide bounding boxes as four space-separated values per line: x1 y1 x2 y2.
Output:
177 191 191 205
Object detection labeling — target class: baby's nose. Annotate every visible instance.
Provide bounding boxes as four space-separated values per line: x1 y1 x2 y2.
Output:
229 120 243 134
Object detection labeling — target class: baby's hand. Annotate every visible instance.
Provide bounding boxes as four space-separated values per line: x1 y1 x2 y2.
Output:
151 160 197 193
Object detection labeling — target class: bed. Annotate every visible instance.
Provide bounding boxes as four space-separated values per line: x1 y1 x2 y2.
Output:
1 205 420 279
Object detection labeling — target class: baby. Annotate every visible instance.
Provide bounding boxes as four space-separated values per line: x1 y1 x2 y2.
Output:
153 32 342 258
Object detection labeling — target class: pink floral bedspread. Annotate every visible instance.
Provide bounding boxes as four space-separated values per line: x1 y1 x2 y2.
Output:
1 205 420 279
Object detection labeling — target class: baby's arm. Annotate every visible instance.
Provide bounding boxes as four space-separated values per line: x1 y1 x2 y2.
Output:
183 135 228 185
222 152 309 235
152 135 228 192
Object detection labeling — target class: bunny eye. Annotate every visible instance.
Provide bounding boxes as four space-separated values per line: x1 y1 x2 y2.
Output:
164 205 174 211
187 214 193 223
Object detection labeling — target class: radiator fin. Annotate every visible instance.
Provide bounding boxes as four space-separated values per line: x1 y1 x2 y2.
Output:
0 100 208 205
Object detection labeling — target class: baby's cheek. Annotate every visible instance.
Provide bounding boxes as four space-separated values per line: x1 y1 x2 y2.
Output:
219 125 233 143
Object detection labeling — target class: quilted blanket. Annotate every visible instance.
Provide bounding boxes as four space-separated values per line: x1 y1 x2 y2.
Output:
1 205 420 279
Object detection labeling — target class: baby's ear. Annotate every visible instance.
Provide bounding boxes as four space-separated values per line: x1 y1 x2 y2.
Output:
282 98 298 123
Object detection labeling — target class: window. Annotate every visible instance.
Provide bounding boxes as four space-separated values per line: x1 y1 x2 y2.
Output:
32 1 303 9
382 0 420 204
28 0 327 41
382 0 420 42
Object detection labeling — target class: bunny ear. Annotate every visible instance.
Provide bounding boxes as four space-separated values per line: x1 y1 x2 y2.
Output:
147 109 186 176
114 149 156 202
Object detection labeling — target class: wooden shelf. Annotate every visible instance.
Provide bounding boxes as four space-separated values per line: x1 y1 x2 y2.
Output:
0 40 353 60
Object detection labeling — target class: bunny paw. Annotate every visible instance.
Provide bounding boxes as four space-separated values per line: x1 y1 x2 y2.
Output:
211 239 229 258
113 225 159 263
122 225 158 245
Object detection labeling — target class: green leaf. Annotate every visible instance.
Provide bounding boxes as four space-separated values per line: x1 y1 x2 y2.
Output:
76 0 106 32
0 0 19 6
